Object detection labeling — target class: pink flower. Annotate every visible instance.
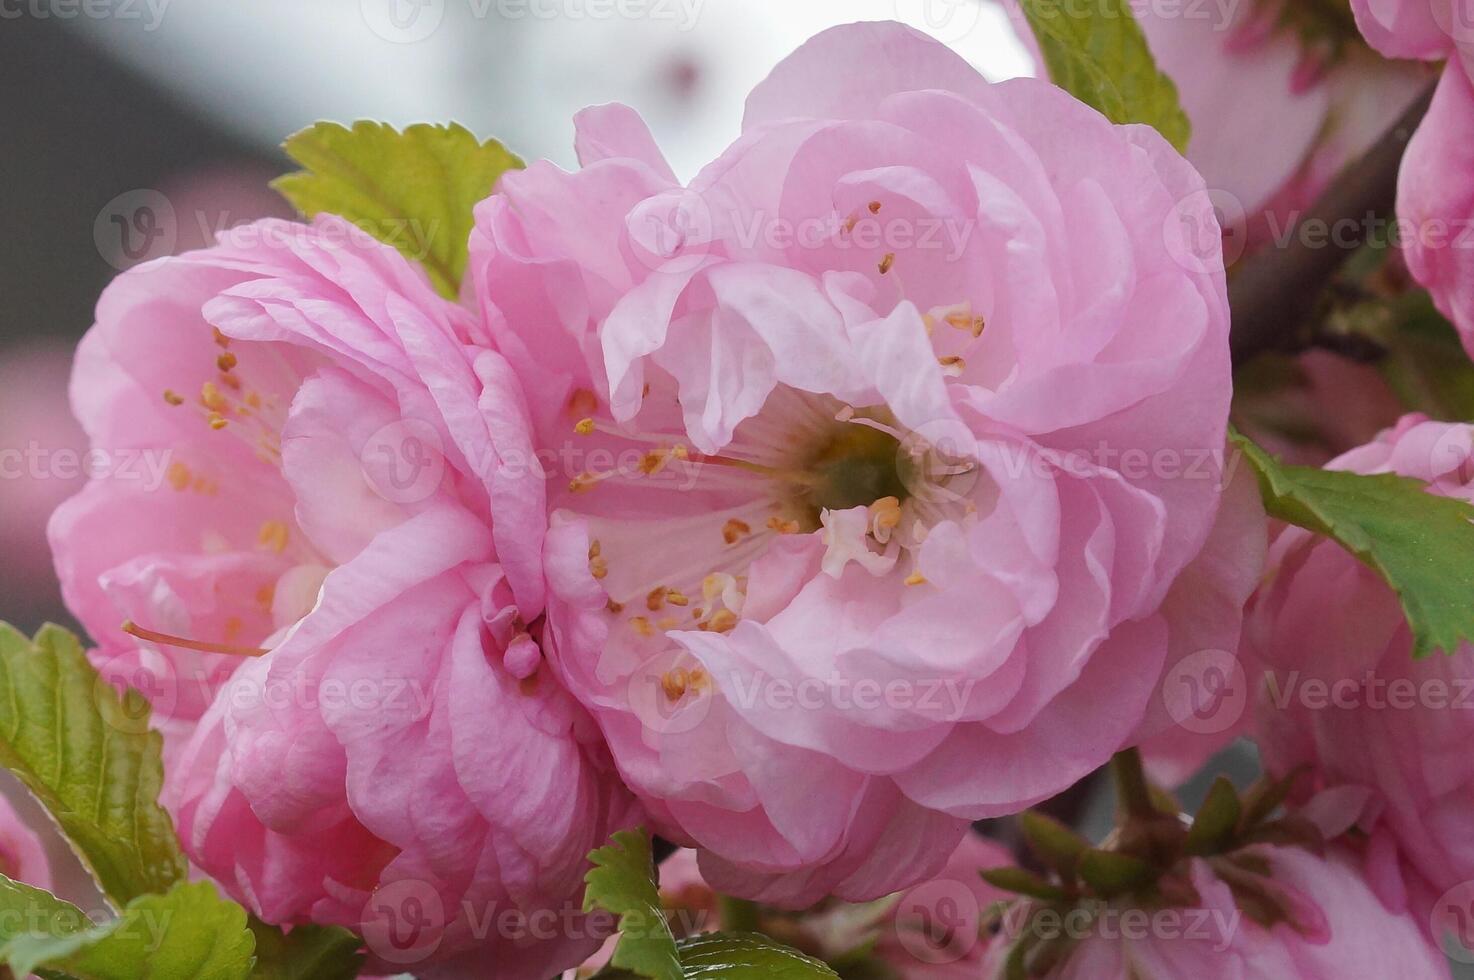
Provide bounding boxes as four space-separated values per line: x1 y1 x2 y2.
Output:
1399 60 1474 357
0 794 51 892
470 21 1259 907
49 217 636 978
1349 0 1474 61
983 843 1450 979
1247 414 1474 949
998 0 1429 258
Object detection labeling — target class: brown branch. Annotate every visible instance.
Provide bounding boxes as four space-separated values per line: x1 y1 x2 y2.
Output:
1228 82 1436 366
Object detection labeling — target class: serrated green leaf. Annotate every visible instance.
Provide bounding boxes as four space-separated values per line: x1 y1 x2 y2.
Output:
1018 0 1191 151
0 624 187 905
246 921 362 980
0 879 254 980
1184 777 1241 856
1232 431 1474 657
273 121 523 297
1076 850 1154 897
674 933 838 979
584 829 681 980
979 866 1067 902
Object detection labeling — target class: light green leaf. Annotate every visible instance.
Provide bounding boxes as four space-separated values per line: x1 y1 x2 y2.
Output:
673 933 839 979
273 121 524 297
0 624 187 904
246 921 363 980
0 878 255 980
1233 431 1474 657
583 829 682 980
1018 0 1191 151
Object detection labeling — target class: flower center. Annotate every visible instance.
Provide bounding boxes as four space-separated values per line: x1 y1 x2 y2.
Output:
792 423 909 530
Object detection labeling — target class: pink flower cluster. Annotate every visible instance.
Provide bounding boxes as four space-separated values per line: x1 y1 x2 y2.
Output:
40 14 1474 980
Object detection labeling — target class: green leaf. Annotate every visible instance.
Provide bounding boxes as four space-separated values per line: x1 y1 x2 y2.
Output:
246 921 363 980
1184 777 1242 856
674 933 838 979
273 121 523 298
1019 810 1089 880
583 829 682 980
979 866 1067 902
1232 431 1474 657
0 879 255 980
1076 850 1154 897
0 624 187 904
1018 0 1191 151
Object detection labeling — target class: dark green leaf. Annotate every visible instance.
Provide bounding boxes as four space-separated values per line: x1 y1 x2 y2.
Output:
1232 431 1474 656
274 121 523 297
1018 0 1191 151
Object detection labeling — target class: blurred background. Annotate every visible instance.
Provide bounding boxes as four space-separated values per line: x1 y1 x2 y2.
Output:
0 0 1031 634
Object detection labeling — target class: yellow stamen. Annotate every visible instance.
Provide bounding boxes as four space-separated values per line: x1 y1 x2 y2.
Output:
574 417 596 436
878 253 895 275
868 201 882 214
905 571 928 587
722 518 751 545
630 616 655 638
166 462 191 492
162 389 184 407
257 520 290 553
216 352 238 372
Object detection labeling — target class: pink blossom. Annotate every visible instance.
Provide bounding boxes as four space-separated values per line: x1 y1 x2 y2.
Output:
1247 414 1474 954
1349 0 1474 61
998 0 1429 258
470 21 1260 907
983 843 1449 979
1399 60 1474 357
0 794 51 892
49 217 636 978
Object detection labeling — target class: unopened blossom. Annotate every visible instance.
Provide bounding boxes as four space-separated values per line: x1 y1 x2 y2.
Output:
1398 60 1474 357
1345 0 1474 356
1247 415 1474 943
1000 0 1429 257
470 21 1263 907
49 217 635 979
983 843 1450 979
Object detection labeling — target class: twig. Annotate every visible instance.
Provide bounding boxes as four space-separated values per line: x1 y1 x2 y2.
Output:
1228 82 1436 366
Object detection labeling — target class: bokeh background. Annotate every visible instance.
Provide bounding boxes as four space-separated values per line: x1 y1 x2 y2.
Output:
0 0 1031 634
